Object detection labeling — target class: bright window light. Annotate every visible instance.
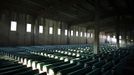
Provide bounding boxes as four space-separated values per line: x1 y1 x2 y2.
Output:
49 27 53 34
76 31 78 36
71 30 73 36
39 25 43 33
65 29 68 36
113 35 116 38
119 40 122 44
26 24 31 32
111 35 117 43
11 21 17 31
119 35 122 39
84 32 87 37
107 35 110 41
87 33 90 38
58 28 61 35
112 38 117 43
91 33 93 38
80 32 83 37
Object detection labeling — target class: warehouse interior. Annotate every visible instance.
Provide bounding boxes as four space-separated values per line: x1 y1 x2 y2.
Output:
0 0 134 75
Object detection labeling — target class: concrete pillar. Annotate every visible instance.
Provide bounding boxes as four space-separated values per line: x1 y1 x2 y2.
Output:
93 0 100 54
115 16 120 48
93 26 100 54
31 17 36 45
124 30 127 47
116 28 120 48
124 35 127 47
32 17 38 45
67 25 71 44
86 28 88 44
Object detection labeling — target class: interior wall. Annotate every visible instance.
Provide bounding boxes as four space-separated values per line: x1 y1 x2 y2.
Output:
0 10 93 46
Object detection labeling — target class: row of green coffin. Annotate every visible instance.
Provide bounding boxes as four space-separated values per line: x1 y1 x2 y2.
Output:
1 52 125 75
4 52 93 74
28 49 94 59
30 49 122 63
0 59 114 75
27 46 115 54
0 60 46 75
3 48 125 63
26 46 116 58
0 48 127 75
8 54 71 73
56 57 123 75
9 56 117 75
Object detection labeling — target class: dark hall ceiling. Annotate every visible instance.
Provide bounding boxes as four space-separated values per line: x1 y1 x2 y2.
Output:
1 0 134 30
